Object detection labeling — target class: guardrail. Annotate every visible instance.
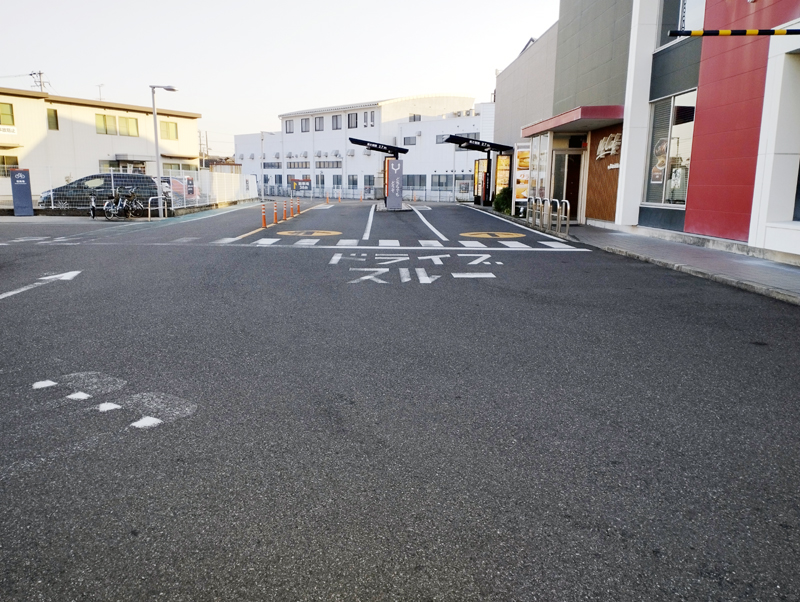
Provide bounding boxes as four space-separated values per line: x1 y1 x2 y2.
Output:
527 197 570 237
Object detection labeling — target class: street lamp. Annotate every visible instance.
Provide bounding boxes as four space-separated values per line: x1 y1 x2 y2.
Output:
150 85 178 218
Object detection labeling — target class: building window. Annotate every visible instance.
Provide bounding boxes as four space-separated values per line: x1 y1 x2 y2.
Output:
644 89 696 206
315 160 342 169
263 162 282 169
287 161 310 169
403 136 416 146
47 108 59 130
285 120 294 134
455 133 480 151
370 111 375 127
0 103 14 126
436 134 448 144
315 116 324 131
160 121 178 140
403 174 426 189
409 114 421 122
0 155 19 177
431 174 454 189
287 174 295 184
96 114 117 135
364 175 374 187
348 174 358 189
163 163 180 172
658 0 705 47
301 118 310 133
332 174 342 187
348 113 358 128
332 115 342 130
316 174 325 187
275 174 283 185
363 112 368 127
119 117 139 137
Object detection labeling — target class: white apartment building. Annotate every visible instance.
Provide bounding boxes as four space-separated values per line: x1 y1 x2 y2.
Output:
0 86 201 202
234 95 495 199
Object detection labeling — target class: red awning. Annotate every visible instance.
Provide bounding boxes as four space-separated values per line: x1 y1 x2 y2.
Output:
521 105 624 138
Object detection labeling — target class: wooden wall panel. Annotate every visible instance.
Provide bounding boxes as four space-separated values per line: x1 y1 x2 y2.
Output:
586 124 623 222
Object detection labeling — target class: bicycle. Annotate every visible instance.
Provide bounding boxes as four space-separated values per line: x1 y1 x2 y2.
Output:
103 186 140 220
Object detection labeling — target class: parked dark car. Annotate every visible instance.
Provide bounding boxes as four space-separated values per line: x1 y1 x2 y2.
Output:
38 173 160 209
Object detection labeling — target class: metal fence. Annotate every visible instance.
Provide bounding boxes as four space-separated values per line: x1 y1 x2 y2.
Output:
164 169 257 209
260 186 472 203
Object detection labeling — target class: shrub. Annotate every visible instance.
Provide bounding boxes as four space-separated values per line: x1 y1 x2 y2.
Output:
493 186 512 214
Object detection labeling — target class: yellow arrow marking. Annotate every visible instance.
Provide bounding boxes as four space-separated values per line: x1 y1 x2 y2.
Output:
277 230 342 237
459 231 526 239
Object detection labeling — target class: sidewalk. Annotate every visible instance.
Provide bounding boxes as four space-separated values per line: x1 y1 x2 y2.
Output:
472 205 800 307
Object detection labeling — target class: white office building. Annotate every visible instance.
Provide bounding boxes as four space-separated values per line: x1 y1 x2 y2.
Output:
234 95 495 201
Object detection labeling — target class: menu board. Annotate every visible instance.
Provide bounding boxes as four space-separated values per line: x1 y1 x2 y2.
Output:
495 155 511 193
514 143 531 200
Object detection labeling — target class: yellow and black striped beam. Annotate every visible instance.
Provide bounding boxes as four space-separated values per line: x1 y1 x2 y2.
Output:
670 29 800 37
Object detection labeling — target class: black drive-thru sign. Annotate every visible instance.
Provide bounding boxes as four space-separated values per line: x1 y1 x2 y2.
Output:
10 169 34 217
291 179 312 191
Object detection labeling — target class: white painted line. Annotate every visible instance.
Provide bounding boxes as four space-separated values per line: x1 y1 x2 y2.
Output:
212 238 238 244
295 239 320 246
539 241 575 249
419 240 443 247
96 403 121 412
415 268 440 284
337 239 359 246
11 237 50 242
172 237 199 243
459 240 487 248
452 273 496 279
254 238 280 246
311 205 333 210
329 253 343 265
67 392 91 401
411 206 448 241
463 204 567 241
419 254 450 265
1 271 82 301
499 241 532 248
362 204 376 240
131 416 163 429
399 268 412 282
32 380 58 389
379 240 400 247
348 268 390 284
458 254 492 265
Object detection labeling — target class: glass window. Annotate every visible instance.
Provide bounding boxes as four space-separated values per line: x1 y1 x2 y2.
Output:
431 174 454 189
160 121 177 140
529 136 540 198
332 115 342 130
402 174 426 189
659 0 705 47
364 175 374 187
315 116 324 131
163 163 180 172
0 155 19 177
0 103 14 126
47 108 59 130
275 174 282 185
348 174 358 188
364 112 368 127
119 117 139 137
96 114 117 135
409 114 421 122
333 174 342 187
316 174 325 187
348 113 358 128
537 135 549 198
370 111 375 127
301 118 309 133
644 90 696 205
285 120 294 134
403 136 416 146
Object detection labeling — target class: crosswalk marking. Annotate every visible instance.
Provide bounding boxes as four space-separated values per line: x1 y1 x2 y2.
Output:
254 238 280 246
452 273 496 279
539 241 575 249
295 239 320 246
379 240 400 247
212 238 238 244
337 239 359 246
459 240 487 248
419 240 443 247
498 241 532 249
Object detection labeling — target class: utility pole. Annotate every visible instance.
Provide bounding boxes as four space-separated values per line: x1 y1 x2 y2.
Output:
30 71 46 92
97 84 104 101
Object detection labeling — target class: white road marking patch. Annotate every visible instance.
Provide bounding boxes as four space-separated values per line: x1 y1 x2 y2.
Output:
411 206 449 241
120 392 197 423
539 241 575 249
459 241 487 248
311 205 333 210
96 403 121 412
458 254 492 265
379 240 400 247
399 268 412 282
11 237 50 242
419 254 450 265
32 380 58 389
172 237 200 243
131 416 162 429
362 204 376 241
337 239 359 246
67 392 91 401
419 240 443 247
415 268 440 284
61 372 126 396
348 268 390 284
212 238 238 244
295 239 320 246
452 273 496 279
254 238 280 246
499 241 532 249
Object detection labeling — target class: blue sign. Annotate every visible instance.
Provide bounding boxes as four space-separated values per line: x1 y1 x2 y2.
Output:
10 169 34 217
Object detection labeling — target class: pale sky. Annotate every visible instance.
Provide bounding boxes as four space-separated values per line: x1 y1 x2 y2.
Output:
5 0 559 156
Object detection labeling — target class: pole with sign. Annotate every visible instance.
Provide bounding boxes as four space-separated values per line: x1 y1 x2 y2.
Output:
10 169 34 216
386 160 403 211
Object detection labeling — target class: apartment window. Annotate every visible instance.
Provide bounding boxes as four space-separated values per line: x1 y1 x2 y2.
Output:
301 118 310 133
263 162 282 169
287 174 295 184
99 160 120 173
363 112 368 127
316 174 324 187
119 117 139 137
409 114 421 122
364 175 374 187
47 108 59 130
348 174 358 189
275 175 283 185
403 136 416 146
287 161 310 169
96 114 117 135
403 174 426 189
285 119 294 134
302 174 310 181
370 111 375 127
658 0 705 47
0 103 14 126
348 113 358 128
431 174 454 189
315 160 342 169
315 116 324 131
332 115 342 130
644 89 696 206
332 174 342 187
0 155 19 177
160 121 178 140
163 163 180 171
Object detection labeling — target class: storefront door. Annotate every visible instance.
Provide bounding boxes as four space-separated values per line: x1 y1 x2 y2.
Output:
551 151 582 220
